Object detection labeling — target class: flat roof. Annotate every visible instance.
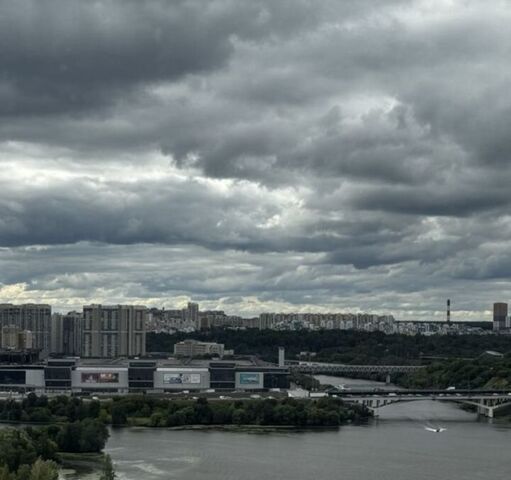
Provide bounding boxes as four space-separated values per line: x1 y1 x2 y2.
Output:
156 367 209 372
75 366 128 372
1 357 284 370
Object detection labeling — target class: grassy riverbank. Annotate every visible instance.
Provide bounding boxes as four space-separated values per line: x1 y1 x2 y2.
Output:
128 418 365 431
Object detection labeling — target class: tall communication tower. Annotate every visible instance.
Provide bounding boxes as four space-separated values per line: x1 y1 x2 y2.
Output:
447 299 451 323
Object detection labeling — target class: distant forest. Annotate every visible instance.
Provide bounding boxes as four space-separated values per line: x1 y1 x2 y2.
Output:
400 357 511 389
147 329 511 364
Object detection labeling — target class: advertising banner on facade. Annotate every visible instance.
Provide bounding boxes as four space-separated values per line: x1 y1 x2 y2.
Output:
183 373 201 384
163 373 182 384
81 372 119 384
239 373 261 385
163 373 201 384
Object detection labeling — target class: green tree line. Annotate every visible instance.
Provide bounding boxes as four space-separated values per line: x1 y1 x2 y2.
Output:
0 428 59 480
147 396 370 427
110 396 370 428
0 392 370 429
0 423 111 480
147 329 511 364
398 356 511 390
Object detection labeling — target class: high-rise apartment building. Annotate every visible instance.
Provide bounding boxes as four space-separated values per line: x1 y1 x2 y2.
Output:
185 302 199 329
1 325 19 350
1 325 33 350
51 311 83 356
259 313 275 330
0 304 51 354
493 302 508 331
82 304 146 358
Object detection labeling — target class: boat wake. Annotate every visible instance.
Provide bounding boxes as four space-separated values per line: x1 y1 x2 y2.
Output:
424 426 447 433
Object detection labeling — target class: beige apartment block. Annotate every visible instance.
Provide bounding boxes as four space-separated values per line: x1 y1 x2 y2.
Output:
82 304 146 358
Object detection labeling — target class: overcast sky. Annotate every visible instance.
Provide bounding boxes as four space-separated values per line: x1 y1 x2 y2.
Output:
1 0 510 319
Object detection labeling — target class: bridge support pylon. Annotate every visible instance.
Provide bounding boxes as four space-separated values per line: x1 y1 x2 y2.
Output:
462 398 511 418
475 401 495 418
385 374 391 385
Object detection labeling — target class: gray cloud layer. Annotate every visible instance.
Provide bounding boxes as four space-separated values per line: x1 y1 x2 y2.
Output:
0 0 510 318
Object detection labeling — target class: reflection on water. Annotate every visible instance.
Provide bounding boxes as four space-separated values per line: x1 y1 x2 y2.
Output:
102 376 511 480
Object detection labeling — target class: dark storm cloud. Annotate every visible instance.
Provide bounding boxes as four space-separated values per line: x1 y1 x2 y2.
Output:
150 2 511 190
351 185 511 217
0 173 378 256
171 104 436 185
0 0 225 115
1 0 511 318
0 0 324 116
0 176 279 249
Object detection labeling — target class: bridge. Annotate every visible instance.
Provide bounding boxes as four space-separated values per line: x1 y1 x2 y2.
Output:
289 362 424 374
328 389 511 418
289 362 425 382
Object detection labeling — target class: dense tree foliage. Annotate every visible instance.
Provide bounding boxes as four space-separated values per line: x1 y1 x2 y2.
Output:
290 372 321 391
110 404 128 426
147 329 511 364
53 419 109 453
108 395 370 427
0 429 38 472
0 417 109 480
0 395 109 454
0 429 58 480
0 458 58 480
0 392 369 428
0 394 102 424
399 356 511 390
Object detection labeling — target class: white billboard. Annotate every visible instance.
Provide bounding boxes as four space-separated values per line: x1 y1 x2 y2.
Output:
163 373 201 385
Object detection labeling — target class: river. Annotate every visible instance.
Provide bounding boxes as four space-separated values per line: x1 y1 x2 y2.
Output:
98 375 511 480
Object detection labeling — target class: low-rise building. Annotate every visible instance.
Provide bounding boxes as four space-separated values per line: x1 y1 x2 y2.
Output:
0 358 290 393
174 339 226 357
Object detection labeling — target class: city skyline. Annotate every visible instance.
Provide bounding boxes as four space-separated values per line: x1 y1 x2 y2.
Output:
0 294 508 323
0 301 495 360
0 298 504 325
2 1 511 322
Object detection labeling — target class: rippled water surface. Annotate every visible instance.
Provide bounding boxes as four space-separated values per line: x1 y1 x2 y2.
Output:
104 376 511 480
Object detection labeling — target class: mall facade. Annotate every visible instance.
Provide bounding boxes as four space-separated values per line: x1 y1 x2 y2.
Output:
0 359 290 394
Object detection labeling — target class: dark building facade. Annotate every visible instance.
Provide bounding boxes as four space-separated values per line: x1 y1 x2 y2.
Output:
44 359 76 389
128 360 157 390
51 312 83 356
493 302 508 331
209 362 236 390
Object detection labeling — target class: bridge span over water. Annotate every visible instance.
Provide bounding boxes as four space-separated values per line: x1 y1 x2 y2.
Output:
330 389 511 418
288 362 511 416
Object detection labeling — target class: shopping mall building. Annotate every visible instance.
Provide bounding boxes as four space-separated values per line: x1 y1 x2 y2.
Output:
0 358 290 394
